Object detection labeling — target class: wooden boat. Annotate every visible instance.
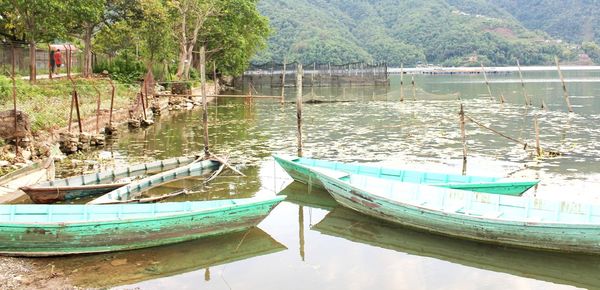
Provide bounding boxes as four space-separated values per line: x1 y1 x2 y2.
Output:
0 196 284 256
314 168 600 254
20 156 200 204
0 157 55 203
37 227 286 288
274 155 538 196
313 206 600 290
88 159 221 204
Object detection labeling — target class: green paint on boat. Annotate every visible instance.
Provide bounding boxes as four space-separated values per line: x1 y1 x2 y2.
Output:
314 168 600 254
0 196 284 256
274 155 538 196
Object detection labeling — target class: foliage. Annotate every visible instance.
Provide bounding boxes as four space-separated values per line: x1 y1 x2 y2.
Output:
93 53 146 83
256 0 577 66
583 42 600 63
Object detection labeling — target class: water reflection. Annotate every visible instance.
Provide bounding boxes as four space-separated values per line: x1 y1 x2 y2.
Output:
32 227 286 289
313 206 600 289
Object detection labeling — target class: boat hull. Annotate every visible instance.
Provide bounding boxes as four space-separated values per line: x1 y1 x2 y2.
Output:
21 156 200 204
0 197 284 256
274 155 537 196
316 172 600 254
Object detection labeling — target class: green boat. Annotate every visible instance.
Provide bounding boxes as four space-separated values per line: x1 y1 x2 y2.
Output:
38 227 287 288
274 155 538 196
88 159 220 204
20 155 200 204
314 168 600 254
313 207 600 290
0 196 284 256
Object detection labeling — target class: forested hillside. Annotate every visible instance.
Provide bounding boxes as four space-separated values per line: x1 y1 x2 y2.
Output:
254 0 586 66
494 0 600 44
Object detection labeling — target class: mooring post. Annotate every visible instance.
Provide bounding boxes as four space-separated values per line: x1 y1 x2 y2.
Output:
74 91 83 133
400 63 404 102
459 104 467 175
534 117 542 157
296 63 304 157
516 60 530 106
200 46 210 156
554 56 574 113
108 78 115 127
411 75 416 101
11 43 18 154
281 60 287 104
480 63 494 101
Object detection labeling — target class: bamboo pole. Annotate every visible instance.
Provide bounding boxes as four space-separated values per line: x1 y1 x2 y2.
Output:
480 63 494 101
400 63 404 102
299 205 305 261
213 61 217 94
108 78 115 126
200 46 210 157
296 63 304 157
535 117 541 157
411 75 416 101
281 60 287 104
11 43 18 154
516 60 530 106
554 56 574 113
459 104 467 175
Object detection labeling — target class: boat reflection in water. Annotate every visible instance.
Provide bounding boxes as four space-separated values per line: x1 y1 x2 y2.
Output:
33 227 286 289
313 206 600 290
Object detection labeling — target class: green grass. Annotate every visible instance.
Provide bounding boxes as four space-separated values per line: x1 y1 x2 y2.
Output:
0 76 139 132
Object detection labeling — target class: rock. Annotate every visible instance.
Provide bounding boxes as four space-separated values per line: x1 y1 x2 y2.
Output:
92 134 105 146
104 125 118 136
185 102 194 110
20 149 32 161
128 119 141 129
141 119 154 127
0 160 9 167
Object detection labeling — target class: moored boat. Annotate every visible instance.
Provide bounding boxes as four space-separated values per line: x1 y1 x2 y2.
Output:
0 157 55 203
88 158 221 204
314 168 600 254
0 196 285 256
274 155 538 196
20 155 200 204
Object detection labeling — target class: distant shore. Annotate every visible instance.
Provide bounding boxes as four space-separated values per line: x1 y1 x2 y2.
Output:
389 65 600 74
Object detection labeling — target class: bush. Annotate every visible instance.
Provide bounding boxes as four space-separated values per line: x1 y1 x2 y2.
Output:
94 53 146 84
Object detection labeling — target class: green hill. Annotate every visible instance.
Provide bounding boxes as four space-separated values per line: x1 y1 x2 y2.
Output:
254 0 577 66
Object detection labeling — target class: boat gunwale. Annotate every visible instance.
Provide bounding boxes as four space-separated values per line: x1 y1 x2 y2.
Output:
0 196 285 227
316 170 600 228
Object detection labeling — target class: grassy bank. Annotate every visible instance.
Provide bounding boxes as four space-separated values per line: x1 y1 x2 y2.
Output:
0 76 139 132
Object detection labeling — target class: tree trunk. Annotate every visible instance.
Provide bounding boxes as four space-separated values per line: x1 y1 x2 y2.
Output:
29 41 36 83
183 44 194 79
176 45 187 80
83 26 93 78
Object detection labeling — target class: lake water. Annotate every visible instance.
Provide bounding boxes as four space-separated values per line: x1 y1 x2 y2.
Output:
38 69 600 289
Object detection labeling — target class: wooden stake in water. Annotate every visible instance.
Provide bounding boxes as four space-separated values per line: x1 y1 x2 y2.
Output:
459 104 467 175
281 60 287 104
411 75 416 101
516 60 530 106
534 117 542 157
480 63 494 101
296 63 304 157
200 46 210 157
400 63 404 102
554 56 574 113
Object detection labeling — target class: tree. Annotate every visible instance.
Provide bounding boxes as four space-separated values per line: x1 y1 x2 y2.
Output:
2 0 66 82
583 41 600 64
65 0 106 78
170 0 220 80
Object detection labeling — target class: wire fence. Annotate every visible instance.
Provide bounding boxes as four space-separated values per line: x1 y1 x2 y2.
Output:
243 62 389 87
0 42 84 79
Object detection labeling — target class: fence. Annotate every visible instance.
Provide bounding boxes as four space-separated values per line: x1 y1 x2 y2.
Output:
0 42 83 79
242 62 389 88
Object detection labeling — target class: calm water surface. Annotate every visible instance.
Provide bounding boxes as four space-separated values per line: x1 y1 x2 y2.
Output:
40 70 600 289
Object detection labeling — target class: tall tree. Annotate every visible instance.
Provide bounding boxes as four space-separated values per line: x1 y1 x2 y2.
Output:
2 0 66 82
170 0 219 80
